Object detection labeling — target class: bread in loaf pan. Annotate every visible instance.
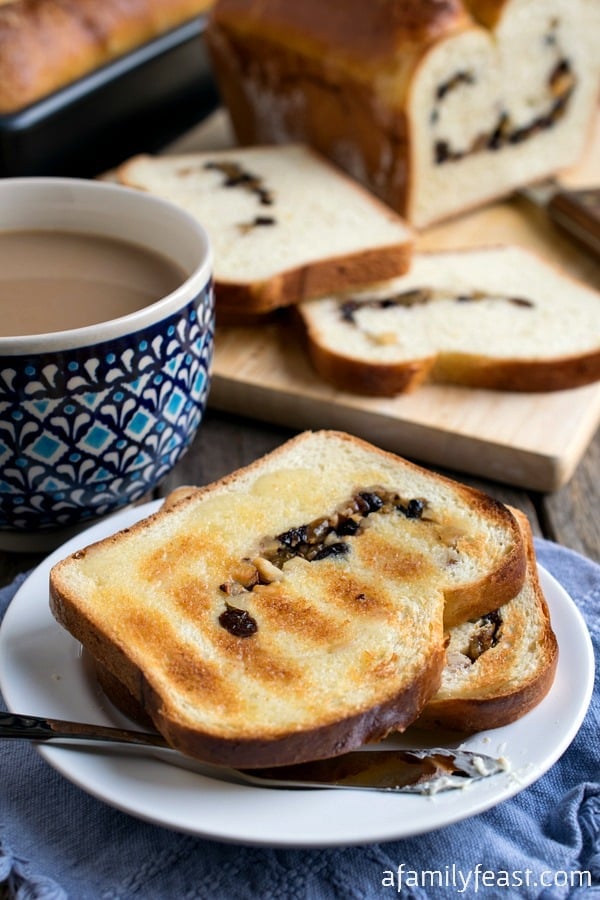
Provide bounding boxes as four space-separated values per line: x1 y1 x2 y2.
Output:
296 245 600 394
206 0 600 227
0 0 215 113
49 430 526 768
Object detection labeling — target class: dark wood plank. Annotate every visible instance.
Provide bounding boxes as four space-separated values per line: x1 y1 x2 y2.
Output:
538 428 600 562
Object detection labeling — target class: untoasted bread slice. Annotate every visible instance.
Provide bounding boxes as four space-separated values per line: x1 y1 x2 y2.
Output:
117 145 413 314
417 511 558 732
49 431 526 768
297 246 600 394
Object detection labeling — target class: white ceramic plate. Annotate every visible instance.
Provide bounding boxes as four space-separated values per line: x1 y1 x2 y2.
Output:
0 502 594 848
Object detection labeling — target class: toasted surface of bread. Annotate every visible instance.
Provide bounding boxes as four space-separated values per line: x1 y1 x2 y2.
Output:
297 246 600 395
49 431 526 767
418 511 558 732
117 145 413 314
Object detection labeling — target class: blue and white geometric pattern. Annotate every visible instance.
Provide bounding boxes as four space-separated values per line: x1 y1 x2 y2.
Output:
0 283 214 531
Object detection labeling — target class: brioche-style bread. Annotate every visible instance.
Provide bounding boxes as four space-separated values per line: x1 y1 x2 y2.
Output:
49 431 526 768
117 145 414 314
296 246 600 395
418 511 558 732
0 0 214 114
206 0 600 227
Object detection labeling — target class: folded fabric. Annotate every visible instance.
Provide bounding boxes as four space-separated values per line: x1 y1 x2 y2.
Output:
1 538 598 900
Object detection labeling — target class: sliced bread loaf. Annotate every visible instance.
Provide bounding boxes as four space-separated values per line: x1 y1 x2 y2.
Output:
206 0 599 227
297 245 600 394
49 430 526 768
117 145 414 314
417 510 558 732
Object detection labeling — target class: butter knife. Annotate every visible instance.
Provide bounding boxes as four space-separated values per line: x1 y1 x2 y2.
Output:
1 711 507 793
518 182 600 258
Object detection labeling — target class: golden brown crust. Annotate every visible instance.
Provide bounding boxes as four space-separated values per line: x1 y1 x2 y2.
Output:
462 0 508 29
213 243 414 314
149 644 445 767
207 0 599 226
0 0 214 113
418 510 559 731
297 245 600 395
303 337 432 396
117 146 414 314
209 0 470 71
431 351 600 392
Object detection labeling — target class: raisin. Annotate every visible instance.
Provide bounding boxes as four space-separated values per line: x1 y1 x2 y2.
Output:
312 542 349 561
435 140 451 164
218 603 258 637
278 525 308 548
359 491 385 513
335 517 361 536
397 498 425 519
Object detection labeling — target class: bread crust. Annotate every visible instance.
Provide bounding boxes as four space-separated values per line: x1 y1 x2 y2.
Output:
0 0 214 113
297 247 600 395
418 510 559 731
208 0 470 73
118 146 414 314
207 0 600 226
212 243 414 314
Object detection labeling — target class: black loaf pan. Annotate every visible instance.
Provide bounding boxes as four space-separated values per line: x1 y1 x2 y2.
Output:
0 15 220 178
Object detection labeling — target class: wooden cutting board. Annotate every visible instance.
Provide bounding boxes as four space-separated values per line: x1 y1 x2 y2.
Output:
169 112 600 491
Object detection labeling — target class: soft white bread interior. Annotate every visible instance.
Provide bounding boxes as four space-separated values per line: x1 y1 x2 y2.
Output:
417 510 558 732
297 245 600 395
206 0 600 227
117 145 413 314
49 430 526 768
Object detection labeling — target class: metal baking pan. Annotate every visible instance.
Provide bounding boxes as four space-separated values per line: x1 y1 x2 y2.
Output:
0 16 220 178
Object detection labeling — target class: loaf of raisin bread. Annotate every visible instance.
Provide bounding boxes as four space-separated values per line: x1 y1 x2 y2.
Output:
206 0 600 227
49 430 526 768
418 510 558 732
117 145 414 314
296 245 600 394
0 0 215 113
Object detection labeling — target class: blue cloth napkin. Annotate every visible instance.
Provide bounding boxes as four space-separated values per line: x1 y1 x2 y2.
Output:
1 538 598 900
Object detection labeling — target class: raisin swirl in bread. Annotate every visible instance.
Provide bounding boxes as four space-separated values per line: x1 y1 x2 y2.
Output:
418 510 558 732
49 431 526 768
206 0 600 227
296 246 600 395
118 145 413 315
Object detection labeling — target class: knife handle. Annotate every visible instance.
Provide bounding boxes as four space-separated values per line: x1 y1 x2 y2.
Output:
547 187 600 258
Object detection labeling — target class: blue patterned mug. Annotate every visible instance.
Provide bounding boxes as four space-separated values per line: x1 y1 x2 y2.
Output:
0 177 214 549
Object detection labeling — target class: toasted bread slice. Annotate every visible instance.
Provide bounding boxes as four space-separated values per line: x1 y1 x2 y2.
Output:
49 431 526 768
417 511 558 732
117 145 413 314
296 246 600 394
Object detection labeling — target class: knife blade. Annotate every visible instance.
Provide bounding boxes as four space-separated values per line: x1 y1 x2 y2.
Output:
0 711 507 793
518 182 600 258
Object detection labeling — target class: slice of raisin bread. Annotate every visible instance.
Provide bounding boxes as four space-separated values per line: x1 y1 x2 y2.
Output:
206 0 599 227
117 145 414 314
296 245 600 394
417 510 558 732
49 431 526 768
